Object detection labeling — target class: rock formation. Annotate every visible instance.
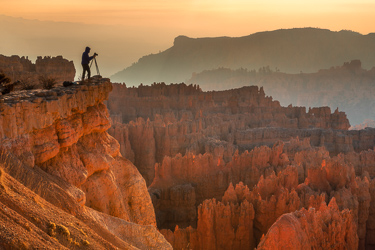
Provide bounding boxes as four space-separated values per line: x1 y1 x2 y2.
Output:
106 82 375 249
108 83 367 186
0 77 171 249
161 184 256 250
5 56 375 249
257 198 358 250
188 60 375 126
108 83 350 131
0 54 75 85
158 139 375 249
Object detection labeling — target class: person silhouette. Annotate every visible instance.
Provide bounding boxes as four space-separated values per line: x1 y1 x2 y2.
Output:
81 46 96 81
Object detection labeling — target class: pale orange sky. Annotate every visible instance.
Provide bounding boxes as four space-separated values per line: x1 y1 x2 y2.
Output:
1 0 374 78
2 0 375 36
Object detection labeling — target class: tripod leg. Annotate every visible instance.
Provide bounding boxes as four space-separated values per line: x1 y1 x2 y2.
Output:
94 58 100 76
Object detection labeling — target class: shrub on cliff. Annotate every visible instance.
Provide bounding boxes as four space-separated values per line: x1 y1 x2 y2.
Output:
0 72 14 94
0 72 11 85
39 75 57 89
19 76 37 90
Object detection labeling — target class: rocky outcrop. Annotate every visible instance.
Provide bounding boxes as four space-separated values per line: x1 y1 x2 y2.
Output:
366 179 375 248
106 83 375 249
108 83 364 186
0 78 171 249
108 83 350 130
296 148 371 249
153 137 375 249
161 188 256 250
257 198 358 250
0 54 75 84
150 139 292 230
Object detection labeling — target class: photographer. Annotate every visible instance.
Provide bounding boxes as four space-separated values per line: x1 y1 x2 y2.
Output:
81 46 97 81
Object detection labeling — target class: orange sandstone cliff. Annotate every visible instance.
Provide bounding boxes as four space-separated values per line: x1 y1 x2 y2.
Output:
0 78 171 249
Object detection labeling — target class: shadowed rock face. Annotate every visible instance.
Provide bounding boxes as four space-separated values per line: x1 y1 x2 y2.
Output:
110 28 375 85
0 79 171 249
106 83 375 249
108 83 357 186
188 60 375 126
0 54 75 84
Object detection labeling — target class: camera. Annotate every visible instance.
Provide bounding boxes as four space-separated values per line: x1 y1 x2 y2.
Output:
94 53 98 56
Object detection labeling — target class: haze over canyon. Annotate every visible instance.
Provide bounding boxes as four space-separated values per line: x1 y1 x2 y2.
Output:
0 18 374 250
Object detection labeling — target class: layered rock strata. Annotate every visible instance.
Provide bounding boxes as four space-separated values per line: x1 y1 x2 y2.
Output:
108 83 350 131
108 83 364 185
0 78 171 249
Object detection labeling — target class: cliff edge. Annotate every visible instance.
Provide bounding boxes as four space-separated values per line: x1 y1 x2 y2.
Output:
0 77 171 249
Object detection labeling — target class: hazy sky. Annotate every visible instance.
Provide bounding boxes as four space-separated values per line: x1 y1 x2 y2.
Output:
2 0 375 36
1 0 375 78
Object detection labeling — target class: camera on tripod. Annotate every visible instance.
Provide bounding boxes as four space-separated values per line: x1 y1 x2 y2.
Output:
94 52 98 56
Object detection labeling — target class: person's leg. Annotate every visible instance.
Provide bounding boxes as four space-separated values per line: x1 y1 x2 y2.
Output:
82 64 91 80
82 64 87 80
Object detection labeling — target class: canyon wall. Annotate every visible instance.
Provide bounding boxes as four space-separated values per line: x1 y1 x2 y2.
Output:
0 78 171 249
108 83 350 131
107 82 375 249
188 60 375 126
108 83 360 185
0 54 75 84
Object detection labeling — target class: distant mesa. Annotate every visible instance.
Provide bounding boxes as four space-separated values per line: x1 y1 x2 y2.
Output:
186 59 375 127
111 28 375 85
351 119 375 130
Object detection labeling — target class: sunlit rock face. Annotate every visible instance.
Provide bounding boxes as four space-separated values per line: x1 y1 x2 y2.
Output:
257 198 358 250
158 140 375 249
0 78 171 249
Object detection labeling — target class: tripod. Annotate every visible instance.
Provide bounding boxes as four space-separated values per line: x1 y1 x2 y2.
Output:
89 57 101 76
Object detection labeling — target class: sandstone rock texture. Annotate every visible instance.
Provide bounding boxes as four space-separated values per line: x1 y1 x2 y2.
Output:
0 54 75 84
108 83 350 131
106 82 375 249
257 198 358 250
108 83 370 186
161 196 255 250
0 78 171 249
158 140 375 249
